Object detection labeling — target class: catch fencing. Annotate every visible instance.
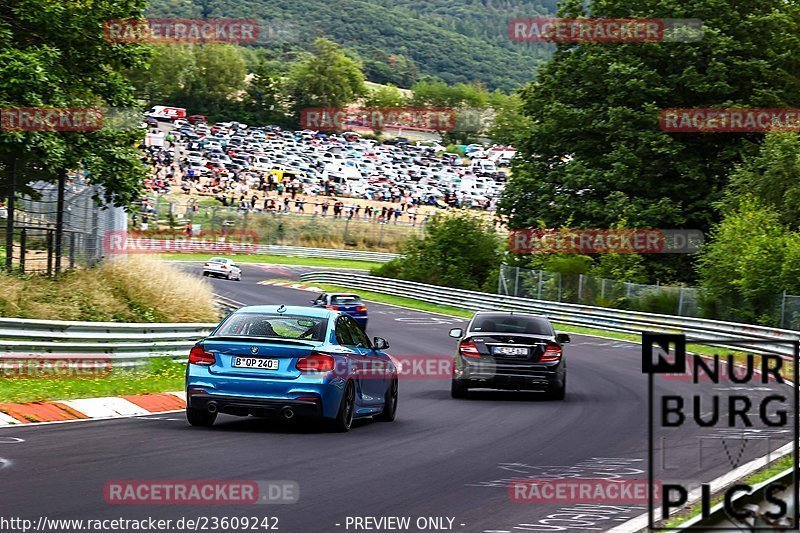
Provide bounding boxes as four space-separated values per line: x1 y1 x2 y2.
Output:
4 177 126 273
299 271 800 358
499 264 800 330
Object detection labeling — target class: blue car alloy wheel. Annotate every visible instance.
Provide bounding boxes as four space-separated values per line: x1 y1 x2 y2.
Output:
185 305 396 432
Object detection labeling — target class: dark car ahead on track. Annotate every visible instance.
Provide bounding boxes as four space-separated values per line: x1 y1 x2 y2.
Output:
311 293 368 329
449 311 570 400
186 305 397 432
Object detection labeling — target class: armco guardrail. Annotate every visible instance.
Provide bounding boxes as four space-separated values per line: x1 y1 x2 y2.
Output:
299 271 800 357
139 240 399 263
254 245 398 263
0 317 217 360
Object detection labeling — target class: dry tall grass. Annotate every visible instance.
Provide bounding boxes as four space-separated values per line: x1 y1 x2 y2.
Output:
0 257 217 322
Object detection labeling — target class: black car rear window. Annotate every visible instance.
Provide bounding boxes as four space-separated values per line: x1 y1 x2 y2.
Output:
470 315 552 335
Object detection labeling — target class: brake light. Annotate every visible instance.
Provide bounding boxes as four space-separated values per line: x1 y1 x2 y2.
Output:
296 353 335 373
540 345 563 362
356 305 367 312
189 345 215 366
459 340 481 359
326 305 339 311
203 263 209 267
221 265 227 269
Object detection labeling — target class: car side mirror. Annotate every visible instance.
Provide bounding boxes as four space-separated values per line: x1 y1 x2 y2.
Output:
449 328 463 338
556 333 571 344
373 337 389 350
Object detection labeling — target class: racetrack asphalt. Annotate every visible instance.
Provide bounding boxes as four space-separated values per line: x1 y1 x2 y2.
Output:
0 264 793 532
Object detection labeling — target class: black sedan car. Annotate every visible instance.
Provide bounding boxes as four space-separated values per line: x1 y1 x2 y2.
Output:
449 311 570 400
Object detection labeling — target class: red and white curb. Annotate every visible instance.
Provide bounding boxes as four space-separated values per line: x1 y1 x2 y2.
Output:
258 280 322 292
0 392 185 426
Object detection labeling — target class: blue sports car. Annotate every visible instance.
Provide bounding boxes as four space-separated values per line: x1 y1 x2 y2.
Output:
185 305 398 432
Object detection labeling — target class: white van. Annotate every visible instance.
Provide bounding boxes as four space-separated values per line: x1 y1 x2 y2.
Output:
146 106 187 122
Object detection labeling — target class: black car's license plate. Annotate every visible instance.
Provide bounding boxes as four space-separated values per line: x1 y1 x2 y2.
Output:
492 346 529 356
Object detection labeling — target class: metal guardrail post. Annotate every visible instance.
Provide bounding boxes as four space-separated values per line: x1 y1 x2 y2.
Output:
19 229 25 274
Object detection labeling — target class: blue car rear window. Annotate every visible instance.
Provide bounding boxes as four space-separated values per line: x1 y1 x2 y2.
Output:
213 313 327 341
330 295 363 305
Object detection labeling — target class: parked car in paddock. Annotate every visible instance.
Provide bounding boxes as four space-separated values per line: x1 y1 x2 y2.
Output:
185 305 398 431
449 311 570 400
202 257 242 281
310 293 368 329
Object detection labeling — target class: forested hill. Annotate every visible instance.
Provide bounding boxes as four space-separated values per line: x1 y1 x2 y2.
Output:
146 0 558 91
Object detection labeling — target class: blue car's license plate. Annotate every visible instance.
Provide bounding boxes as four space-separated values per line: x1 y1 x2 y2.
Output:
233 357 279 369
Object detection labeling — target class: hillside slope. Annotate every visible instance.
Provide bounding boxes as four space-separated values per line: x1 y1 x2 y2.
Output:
146 0 558 91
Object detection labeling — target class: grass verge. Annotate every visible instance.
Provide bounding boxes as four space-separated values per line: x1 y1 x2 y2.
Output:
156 253 382 271
0 256 217 322
0 358 185 404
662 454 794 529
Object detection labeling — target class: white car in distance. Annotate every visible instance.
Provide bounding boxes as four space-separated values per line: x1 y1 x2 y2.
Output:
202 257 242 281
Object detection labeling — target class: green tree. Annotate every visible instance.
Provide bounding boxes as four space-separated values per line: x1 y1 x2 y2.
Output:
243 61 290 127
697 197 800 325
373 212 500 291
500 0 800 260
364 84 408 108
287 38 366 111
723 132 800 229
127 44 196 104
0 0 150 207
486 91 531 146
178 44 248 117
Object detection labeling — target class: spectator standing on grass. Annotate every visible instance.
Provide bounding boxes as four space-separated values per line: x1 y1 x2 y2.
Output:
321 201 329 217
250 194 258 210
313 202 320 217
296 198 305 214
283 197 291 213
394 207 401 224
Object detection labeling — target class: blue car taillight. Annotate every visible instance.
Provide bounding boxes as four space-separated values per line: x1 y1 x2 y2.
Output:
296 352 335 373
189 345 215 366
